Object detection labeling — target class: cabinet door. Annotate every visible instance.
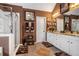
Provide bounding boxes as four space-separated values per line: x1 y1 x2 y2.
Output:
69 37 79 56
57 35 69 53
47 33 53 44
60 35 70 54
57 35 63 50
51 34 56 45
55 35 61 49
52 34 58 46
47 33 51 43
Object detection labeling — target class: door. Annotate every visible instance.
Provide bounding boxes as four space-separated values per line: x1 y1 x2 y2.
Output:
36 16 46 42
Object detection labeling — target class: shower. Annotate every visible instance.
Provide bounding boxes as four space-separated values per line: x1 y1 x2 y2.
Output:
0 5 20 50
0 5 13 33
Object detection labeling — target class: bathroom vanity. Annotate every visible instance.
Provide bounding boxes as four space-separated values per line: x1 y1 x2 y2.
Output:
47 32 79 56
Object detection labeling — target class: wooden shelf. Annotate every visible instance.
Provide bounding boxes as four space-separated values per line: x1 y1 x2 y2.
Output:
22 11 36 44
47 20 57 32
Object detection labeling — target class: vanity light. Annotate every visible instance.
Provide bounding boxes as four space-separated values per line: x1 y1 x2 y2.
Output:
27 14 30 17
53 12 59 17
70 3 79 8
53 12 59 18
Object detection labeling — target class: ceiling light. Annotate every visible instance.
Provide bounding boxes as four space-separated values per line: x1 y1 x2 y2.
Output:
70 3 79 8
53 12 59 17
27 14 30 17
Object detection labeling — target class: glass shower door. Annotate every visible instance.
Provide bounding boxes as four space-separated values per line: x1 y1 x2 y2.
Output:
0 6 20 50
0 9 12 34
12 12 20 48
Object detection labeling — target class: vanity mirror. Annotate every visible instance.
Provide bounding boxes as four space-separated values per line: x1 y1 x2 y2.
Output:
64 16 71 32
71 16 79 33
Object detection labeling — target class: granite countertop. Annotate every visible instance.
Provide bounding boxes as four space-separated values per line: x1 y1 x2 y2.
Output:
47 31 79 37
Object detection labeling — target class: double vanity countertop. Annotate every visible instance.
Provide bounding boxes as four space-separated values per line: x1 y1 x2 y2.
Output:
47 31 79 37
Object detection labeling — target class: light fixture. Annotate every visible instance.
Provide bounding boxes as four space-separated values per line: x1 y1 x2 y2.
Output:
27 14 30 17
70 3 79 8
53 12 59 17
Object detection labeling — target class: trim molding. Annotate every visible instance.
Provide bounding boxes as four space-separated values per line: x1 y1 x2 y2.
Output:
13 44 22 56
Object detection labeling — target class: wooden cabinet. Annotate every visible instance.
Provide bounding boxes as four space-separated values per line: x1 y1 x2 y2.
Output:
25 21 35 33
22 10 36 45
47 32 79 56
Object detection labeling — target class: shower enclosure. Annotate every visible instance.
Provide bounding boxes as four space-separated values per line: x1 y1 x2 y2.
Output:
0 5 20 50
0 6 13 33
13 12 20 48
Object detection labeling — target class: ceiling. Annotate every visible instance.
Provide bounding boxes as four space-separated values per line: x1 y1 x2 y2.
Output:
64 8 79 15
10 3 56 12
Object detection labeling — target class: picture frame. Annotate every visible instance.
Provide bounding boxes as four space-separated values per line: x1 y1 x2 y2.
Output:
26 12 34 20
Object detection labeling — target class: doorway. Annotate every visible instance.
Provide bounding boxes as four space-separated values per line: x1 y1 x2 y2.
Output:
36 16 46 42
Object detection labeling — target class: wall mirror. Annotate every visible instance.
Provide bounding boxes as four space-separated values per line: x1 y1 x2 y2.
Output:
64 16 71 32
71 16 79 33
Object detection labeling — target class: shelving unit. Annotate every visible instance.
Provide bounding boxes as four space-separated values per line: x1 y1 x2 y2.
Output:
24 21 35 33
23 11 36 45
52 19 57 31
47 21 53 32
47 19 57 32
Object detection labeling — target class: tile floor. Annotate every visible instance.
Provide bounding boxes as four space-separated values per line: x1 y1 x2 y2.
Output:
16 42 61 56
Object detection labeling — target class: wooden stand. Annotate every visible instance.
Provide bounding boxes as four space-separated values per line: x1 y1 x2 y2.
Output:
22 10 36 45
